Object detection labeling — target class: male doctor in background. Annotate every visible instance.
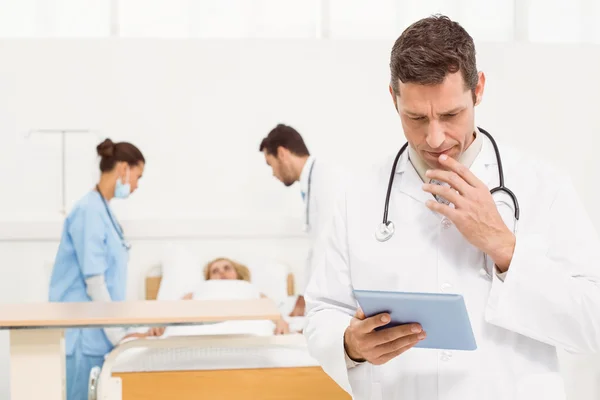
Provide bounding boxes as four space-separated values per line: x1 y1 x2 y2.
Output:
260 123 344 316
304 15 600 400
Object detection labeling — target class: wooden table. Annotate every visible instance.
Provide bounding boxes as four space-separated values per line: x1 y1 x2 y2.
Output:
0 299 280 400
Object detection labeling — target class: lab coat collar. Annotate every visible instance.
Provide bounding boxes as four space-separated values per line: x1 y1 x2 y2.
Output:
469 128 498 186
299 156 316 196
393 152 432 204
394 128 497 204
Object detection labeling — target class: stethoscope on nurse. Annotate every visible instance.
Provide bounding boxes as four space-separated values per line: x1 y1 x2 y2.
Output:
96 170 133 251
376 127 519 243
94 143 142 250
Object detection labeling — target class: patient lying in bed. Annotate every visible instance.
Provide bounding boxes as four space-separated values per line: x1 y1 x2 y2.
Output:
182 257 291 335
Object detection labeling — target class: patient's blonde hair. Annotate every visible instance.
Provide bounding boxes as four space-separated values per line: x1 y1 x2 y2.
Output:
203 257 251 282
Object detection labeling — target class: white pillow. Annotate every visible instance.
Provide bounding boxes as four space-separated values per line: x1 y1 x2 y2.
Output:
156 243 202 300
243 258 289 307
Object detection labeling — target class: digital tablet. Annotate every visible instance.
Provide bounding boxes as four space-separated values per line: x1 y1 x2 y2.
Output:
353 289 477 351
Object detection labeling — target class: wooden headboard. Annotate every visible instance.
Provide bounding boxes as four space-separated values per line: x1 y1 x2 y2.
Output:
145 273 296 301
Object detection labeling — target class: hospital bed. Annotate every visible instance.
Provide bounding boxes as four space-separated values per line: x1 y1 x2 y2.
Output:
91 249 349 400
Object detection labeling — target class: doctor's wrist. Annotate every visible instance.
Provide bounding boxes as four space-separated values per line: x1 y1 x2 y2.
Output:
488 232 516 272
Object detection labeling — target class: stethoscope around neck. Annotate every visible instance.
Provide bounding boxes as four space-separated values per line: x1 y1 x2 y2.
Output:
96 185 132 251
303 159 316 232
375 127 520 242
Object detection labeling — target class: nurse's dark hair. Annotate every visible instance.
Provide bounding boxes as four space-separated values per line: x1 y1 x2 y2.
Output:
96 139 145 172
390 14 478 100
259 124 310 157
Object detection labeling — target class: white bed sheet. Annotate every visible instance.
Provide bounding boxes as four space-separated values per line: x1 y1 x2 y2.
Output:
111 333 318 373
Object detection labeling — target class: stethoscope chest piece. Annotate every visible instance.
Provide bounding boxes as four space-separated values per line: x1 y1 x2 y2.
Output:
375 221 395 242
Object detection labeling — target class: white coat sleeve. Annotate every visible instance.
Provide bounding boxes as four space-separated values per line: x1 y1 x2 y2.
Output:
303 189 356 396
485 176 600 354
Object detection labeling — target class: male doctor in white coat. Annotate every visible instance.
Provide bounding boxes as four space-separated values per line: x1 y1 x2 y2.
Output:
260 123 344 316
304 14 600 400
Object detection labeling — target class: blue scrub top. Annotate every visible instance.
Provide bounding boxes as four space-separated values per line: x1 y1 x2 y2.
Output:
49 190 129 357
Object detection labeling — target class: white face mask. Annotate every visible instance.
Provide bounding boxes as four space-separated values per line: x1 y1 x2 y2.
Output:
114 168 131 199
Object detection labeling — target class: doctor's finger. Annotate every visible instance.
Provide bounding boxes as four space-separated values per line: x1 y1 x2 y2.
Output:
355 308 366 320
373 331 425 356
425 200 459 220
424 169 474 195
422 183 465 208
438 155 483 188
356 313 392 333
372 341 419 365
369 323 423 346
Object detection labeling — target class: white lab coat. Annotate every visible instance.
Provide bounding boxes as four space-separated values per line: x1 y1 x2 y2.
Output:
304 135 600 400
300 157 346 294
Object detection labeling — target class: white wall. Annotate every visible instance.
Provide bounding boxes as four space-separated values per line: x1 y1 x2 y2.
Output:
0 39 599 399
0 40 599 222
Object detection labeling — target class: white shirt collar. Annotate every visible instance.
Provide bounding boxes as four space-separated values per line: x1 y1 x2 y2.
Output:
299 156 316 195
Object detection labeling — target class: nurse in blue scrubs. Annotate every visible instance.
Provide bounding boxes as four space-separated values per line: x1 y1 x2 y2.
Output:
49 138 163 400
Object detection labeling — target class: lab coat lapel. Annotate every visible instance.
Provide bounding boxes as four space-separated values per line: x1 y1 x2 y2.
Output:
469 134 497 189
395 152 434 204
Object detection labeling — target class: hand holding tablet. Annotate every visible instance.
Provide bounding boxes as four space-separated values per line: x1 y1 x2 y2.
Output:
344 289 477 364
343 307 427 365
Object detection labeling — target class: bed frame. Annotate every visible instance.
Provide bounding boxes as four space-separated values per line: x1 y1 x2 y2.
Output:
105 274 350 400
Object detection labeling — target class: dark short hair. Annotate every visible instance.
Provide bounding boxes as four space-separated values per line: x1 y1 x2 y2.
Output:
96 138 145 172
259 124 310 157
390 14 478 97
